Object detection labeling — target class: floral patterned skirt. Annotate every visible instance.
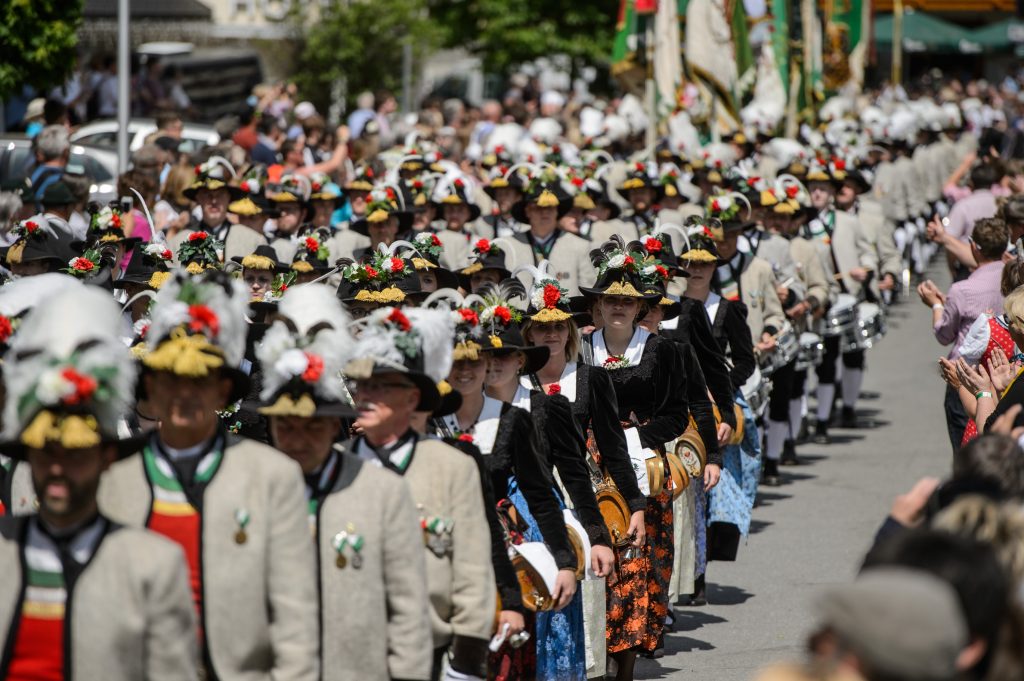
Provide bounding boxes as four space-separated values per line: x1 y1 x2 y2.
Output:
606 488 673 653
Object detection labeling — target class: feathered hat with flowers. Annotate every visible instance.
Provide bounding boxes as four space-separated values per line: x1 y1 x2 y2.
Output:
176 229 225 274
421 288 495 362
1 215 77 269
0 283 141 458
458 236 516 281
579 235 661 301
616 160 665 200
344 306 454 411
184 156 243 201
473 280 549 374
679 216 725 264
113 242 174 291
229 167 276 217
337 243 422 306
307 171 344 204
83 203 141 249
432 176 482 221
395 233 460 289
345 164 378 193
139 270 250 402
514 260 579 323
290 232 333 274
351 184 412 236
256 284 356 418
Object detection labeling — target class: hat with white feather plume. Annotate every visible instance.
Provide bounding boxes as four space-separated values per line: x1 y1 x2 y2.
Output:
1 283 142 458
139 270 250 402
344 306 454 411
256 284 356 418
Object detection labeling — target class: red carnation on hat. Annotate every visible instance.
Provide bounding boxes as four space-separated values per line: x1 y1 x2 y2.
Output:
364 265 379 279
493 306 512 324
189 231 209 242
188 304 220 337
0 316 13 343
711 199 721 212
388 308 412 331
623 255 635 266
194 165 202 175
834 158 846 170
458 308 479 326
644 237 662 254
304 237 320 253
161 249 172 260
655 264 669 279
111 213 122 228
453 178 464 189
634 162 645 172
431 234 442 246
385 188 396 200
495 145 505 155
475 239 491 254
413 180 423 189
547 384 561 396
786 185 799 198
241 181 251 193
571 176 584 187
311 181 322 192
458 433 474 443
543 283 561 309
302 353 324 383
365 167 375 178
24 221 38 234
60 368 97 405
389 256 405 272
71 257 95 272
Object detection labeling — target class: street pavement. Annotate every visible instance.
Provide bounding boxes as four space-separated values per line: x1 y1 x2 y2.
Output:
637 266 954 681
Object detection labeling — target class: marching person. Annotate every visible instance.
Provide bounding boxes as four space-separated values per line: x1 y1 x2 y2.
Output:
169 157 259 263
0 284 198 681
98 270 319 681
257 284 433 681
578 239 690 680
803 161 877 441
342 306 496 681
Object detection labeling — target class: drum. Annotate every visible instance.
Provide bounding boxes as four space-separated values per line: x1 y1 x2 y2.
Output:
646 455 666 497
741 365 772 415
711 403 745 445
564 510 592 581
848 302 886 351
675 426 706 478
666 451 690 501
796 332 824 371
774 322 799 368
594 478 632 547
824 293 858 338
512 542 559 611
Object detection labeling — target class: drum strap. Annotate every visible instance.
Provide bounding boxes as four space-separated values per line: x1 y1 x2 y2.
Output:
580 335 595 366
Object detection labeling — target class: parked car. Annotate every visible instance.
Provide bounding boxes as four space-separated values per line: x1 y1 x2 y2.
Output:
70 118 219 154
0 136 119 205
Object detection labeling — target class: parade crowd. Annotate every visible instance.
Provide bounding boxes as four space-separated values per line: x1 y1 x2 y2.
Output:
1 72 1024 681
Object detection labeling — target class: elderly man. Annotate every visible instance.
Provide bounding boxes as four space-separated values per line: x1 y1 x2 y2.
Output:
29 126 70 212
918 217 1008 450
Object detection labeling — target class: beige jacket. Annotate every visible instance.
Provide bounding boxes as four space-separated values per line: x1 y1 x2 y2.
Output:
4 461 34 516
832 209 878 298
98 437 319 681
734 254 786 344
0 516 198 681
858 198 903 281
505 231 596 296
317 452 432 681
326 228 371 262
436 229 472 271
336 438 495 650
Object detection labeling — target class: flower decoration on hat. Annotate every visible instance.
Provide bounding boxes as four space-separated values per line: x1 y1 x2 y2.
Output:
307 171 336 199
365 186 404 223
704 191 752 225
410 232 443 264
2 287 137 452
340 246 415 304
619 161 657 191
6 216 56 264
141 271 248 379
144 242 173 263
177 230 225 274
346 164 377 192
63 250 103 278
188 156 237 196
87 205 125 243
270 173 312 204
515 260 572 323
679 216 725 262
291 233 331 273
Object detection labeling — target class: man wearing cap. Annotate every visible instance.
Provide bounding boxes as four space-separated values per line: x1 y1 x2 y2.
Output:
98 271 319 681
505 178 596 296
0 285 198 681
257 285 432 681
40 181 85 240
341 307 495 681
432 179 482 271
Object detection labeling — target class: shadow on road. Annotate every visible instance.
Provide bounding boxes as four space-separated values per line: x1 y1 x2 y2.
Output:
671 609 727 633
706 583 754 605
755 491 792 507
749 519 772 534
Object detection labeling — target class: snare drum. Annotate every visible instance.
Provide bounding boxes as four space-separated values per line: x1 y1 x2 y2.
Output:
511 542 559 611
796 332 824 371
741 365 772 415
847 302 886 351
824 293 857 338
762 322 799 374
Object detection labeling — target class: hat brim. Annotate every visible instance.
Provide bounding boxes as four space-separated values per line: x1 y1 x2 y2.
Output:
510 198 572 225
433 202 482 222
0 430 151 462
481 344 550 376
183 184 246 201
137 364 251 405
255 393 358 419
350 211 414 237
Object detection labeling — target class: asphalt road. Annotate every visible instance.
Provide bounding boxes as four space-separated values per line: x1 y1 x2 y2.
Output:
637 268 953 681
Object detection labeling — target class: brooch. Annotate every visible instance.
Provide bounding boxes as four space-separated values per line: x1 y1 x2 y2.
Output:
234 508 250 545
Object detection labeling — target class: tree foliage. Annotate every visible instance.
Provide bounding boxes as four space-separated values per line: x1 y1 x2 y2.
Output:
294 0 444 114
0 0 84 100
428 0 620 75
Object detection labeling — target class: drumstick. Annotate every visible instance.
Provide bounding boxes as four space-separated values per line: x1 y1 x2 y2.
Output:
833 268 874 281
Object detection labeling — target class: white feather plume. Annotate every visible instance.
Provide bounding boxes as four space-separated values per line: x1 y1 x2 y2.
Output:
147 271 249 368
351 306 454 383
3 286 136 441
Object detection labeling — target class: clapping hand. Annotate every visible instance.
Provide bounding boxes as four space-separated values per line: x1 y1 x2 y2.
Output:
954 358 992 395
987 347 1020 394
937 357 960 389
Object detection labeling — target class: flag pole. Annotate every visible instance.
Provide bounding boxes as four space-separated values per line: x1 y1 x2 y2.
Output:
117 0 130 174
891 0 903 87
645 12 657 161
